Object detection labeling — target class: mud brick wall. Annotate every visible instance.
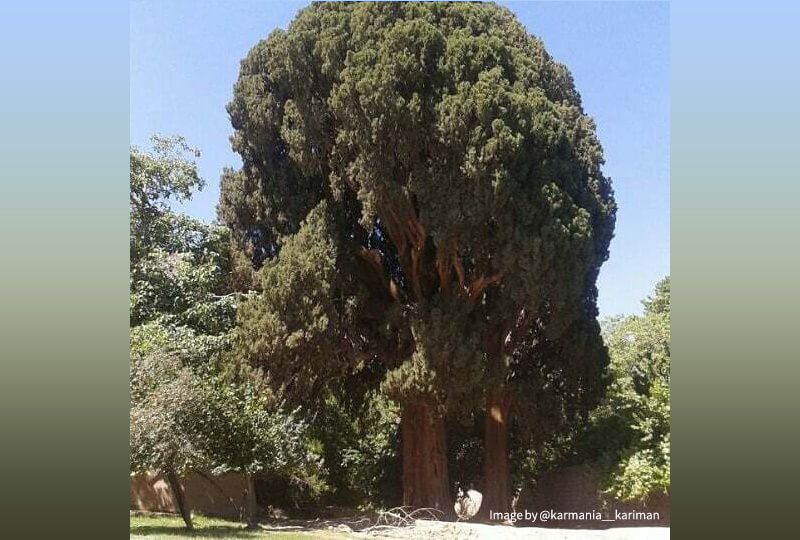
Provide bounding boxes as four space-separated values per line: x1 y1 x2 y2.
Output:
130 472 248 519
514 465 670 527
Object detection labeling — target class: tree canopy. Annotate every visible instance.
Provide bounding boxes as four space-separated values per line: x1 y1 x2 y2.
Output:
129 137 324 529
221 1 615 515
582 276 671 502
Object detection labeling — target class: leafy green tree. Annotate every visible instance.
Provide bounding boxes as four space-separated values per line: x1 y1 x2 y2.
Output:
643 276 670 316
600 314 626 341
129 353 207 529
582 277 670 502
222 2 615 515
195 366 326 528
130 135 241 341
130 137 322 528
131 135 203 263
130 352 325 529
333 390 403 509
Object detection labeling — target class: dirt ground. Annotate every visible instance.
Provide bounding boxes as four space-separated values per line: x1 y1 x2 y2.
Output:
130 512 669 540
262 519 669 540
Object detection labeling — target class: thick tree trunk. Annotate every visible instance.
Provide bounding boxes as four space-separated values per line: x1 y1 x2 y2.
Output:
164 469 193 530
245 474 259 529
476 386 514 521
401 399 454 518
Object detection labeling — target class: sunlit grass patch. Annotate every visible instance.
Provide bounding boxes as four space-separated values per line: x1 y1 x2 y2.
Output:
130 512 348 539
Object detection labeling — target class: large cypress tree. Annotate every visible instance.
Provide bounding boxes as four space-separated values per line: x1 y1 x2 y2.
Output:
220 1 615 515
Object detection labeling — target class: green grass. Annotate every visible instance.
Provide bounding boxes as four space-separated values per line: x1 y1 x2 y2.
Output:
130 513 347 539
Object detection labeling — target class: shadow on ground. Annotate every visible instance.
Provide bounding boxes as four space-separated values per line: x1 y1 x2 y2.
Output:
130 525 260 538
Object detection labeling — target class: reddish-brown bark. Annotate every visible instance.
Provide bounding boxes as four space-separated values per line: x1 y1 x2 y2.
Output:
476 386 514 521
401 400 454 518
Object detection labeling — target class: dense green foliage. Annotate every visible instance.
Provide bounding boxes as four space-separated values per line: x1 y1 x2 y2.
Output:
130 353 212 474
508 310 610 477
582 277 671 502
131 135 204 262
220 1 615 512
233 201 372 402
129 137 323 498
127 2 673 521
222 0 613 423
129 134 400 507
130 353 325 488
313 390 403 508
130 135 238 344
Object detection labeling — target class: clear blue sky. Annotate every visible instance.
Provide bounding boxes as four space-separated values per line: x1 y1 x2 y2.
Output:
130 1 669 318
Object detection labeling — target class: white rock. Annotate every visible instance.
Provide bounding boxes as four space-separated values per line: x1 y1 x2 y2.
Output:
455 489 483 519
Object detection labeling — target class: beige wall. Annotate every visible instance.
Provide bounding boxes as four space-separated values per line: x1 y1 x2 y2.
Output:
132 465 670 526
515 465 670 527
130 472 248 520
